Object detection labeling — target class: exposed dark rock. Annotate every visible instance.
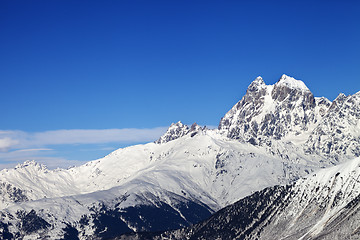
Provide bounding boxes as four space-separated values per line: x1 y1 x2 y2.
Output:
61 224 80 240
17 209 50 234
0 222 14 240
0 182 29 203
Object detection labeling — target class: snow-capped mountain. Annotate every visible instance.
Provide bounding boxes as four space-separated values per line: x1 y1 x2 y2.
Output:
152 156 360 240
218 74 320 142
218 74 360 162
0 74 359 239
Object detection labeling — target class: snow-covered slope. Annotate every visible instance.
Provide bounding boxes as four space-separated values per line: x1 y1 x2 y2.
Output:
0 181 213 239
0 129 330 211
152 157 360 240
0 74 359 239
0 131 330 239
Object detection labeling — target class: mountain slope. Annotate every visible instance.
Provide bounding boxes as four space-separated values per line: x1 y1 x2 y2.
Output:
0 132 320 239
0 182 213 239
148 157 360 240
0 128 330 210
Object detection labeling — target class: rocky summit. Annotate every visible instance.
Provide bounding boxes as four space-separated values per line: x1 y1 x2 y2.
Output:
218 74 360 163
219 74 321 143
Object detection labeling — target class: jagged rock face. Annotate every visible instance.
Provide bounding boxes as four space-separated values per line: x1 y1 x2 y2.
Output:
155 122 203 144
218 74 322 145
0 182 28 208
155 121 190 144
218 77 267 143
305 92 360 161
316 97 332 118
217 74 360 161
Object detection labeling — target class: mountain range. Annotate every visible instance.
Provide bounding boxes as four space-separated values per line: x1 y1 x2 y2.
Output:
0 74 359 239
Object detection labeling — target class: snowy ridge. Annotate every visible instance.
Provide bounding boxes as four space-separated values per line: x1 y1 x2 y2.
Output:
277 74 310 91
153 157 360 240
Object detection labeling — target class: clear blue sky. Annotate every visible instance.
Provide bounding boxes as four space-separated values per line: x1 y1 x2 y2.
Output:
1 0 359 168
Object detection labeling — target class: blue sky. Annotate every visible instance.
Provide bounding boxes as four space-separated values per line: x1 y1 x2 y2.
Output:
1 1 359 169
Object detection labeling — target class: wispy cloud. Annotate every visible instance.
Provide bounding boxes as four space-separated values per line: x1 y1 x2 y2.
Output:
0 148 53 161
0 127 167 150
14 148 53 153
0 137 20 152
0 127 167 170
0 148 70 169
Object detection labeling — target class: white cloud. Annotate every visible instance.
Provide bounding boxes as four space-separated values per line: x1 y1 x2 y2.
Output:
30 128 168 145
0 127 168 150
0 148 55 162
15 148 53 153
0 127 168 170
0 137 19 152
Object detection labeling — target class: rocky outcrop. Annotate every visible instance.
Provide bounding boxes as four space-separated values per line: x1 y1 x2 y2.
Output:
305 91 360 161
155 122 205 144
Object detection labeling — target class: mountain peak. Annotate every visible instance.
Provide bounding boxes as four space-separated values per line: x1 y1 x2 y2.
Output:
247 76 266 92
155 121 190 144
275 74 310 92
190 122 200 131
219 74 319 143
335 92 347 100
14 160 48 171
170 121 185 128
155 122 206 144
255 76 264 82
